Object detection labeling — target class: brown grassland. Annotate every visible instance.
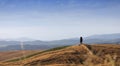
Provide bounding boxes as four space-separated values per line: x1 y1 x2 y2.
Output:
0 50 41 62
0 44 120 66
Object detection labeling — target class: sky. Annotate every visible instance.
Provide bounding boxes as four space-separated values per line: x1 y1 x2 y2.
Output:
0 0 120 40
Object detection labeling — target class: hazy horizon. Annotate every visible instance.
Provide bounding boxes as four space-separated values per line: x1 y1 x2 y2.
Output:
0 0 120 40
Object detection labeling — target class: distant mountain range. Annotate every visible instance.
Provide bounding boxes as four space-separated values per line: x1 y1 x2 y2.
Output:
85 33 120 44
0 33 120 51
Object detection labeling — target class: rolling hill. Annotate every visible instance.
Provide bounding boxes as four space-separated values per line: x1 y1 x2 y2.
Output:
2 44 120 66
0 50 40 62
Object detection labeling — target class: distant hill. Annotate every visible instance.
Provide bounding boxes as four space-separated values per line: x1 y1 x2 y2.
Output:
0 33 120 51
85 33 120 44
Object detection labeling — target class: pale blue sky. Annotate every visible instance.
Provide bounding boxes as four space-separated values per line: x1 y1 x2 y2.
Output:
0 0 120 40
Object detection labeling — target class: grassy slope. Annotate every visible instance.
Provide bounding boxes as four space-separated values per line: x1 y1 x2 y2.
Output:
0 50 40 62
7 45 70 62
1 44 120 66
24 44 120 66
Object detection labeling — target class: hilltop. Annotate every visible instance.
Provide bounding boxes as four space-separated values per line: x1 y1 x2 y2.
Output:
2 44 120 66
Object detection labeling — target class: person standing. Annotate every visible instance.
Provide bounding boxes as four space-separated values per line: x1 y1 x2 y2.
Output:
80 36 83 44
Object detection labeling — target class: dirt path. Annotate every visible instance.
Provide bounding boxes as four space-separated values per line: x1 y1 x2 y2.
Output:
80 44 93 55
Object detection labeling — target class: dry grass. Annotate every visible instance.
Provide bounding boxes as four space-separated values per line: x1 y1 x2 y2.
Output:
0 50 41 62
0 44 120 66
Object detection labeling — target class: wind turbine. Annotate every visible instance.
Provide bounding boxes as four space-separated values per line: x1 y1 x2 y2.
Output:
20 41 26 65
